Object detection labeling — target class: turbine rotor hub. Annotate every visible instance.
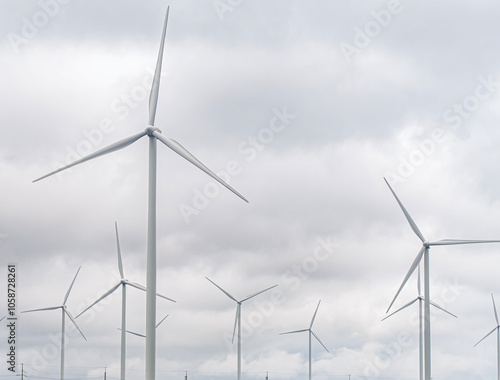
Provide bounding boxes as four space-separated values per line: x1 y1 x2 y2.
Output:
423 241 430 248
145 125 162 136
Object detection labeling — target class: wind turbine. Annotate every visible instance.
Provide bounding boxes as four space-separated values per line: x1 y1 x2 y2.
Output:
206 277 278 380
280 300 329 380
475 293 500 380
382 265 457 380
384 177 500 380
118 314 169 338
33 7 247 380
75 222 175 380
22 267 86 380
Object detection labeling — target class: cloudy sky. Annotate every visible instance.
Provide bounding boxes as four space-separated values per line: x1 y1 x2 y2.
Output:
2 1 500 379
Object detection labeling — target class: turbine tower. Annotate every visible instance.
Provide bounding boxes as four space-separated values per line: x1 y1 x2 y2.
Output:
206 277 277 380
474 293 500 380
75 223 175 380
280 300 329 380
382 265 457 380
384 177 500 380
33 8 247 380
22 267 86 380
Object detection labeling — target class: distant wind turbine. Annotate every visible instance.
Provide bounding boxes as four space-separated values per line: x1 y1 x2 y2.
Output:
475 293 500 380
75 222 175 380
118 314 169 338
206 277 277 380
22 267 86 380
280 300 329 380
33 7 247 380
382 265 457 380
384 177 500 380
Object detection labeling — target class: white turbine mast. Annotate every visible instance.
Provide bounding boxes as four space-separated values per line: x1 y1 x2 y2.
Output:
206 277 277 380
33 8 247 380
280 300 329 380
75 223 175 380
22 267 86 380
475 293 500 380
383 177 500 380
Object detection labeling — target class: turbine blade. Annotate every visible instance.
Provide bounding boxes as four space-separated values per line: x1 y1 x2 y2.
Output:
205 277 238 302
148 6 169 126
65 309 87 341
241 284 279 303
153 131 248 203
156 292 176 302
232 304 240 344
63 267 81 305
474 326 498 347
387 246 425 313
311 330 329 353
33 130 147 182
310 300 322 329
430 239 500 246
280 329 309 335
117 327 147 338
75 282 121 318
22 306 61 313
428 300 458 318
115 222 124 279
382 298 419 321
129 330 147 338
384 177 425 242
156 314 169 329
125 280 147 292
125 281 176 303
492 294 499 325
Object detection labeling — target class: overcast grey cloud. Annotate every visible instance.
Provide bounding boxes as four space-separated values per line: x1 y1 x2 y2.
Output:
2 1 500 379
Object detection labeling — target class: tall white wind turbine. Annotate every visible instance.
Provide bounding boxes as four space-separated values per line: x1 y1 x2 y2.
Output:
384 177 500 380
280 300 329 380
22 267 86 380
206 277 277 380
475 293 500 380
382 265 457 380
75 222 175 380
33 8 247 380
